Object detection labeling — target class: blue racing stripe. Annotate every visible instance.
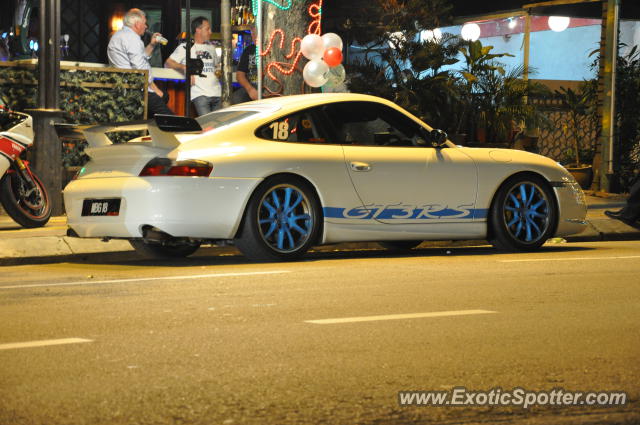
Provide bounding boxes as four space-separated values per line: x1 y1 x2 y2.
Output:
323 206 488 220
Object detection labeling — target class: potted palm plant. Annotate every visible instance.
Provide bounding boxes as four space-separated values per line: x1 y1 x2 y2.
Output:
458 40 549 146
555 84 597 189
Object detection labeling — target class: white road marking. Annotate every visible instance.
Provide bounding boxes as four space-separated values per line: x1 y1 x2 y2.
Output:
305 309 497 325
0 270 291 290
0 338 93 351
500 255 640 263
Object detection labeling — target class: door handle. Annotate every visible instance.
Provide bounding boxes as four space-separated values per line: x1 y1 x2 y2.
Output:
350 161 371 172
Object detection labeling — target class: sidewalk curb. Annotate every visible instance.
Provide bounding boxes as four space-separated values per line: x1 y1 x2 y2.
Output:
565 219 640 242
1 193 638 265
0 236 133 266
2 224 639 266
0 238 493 266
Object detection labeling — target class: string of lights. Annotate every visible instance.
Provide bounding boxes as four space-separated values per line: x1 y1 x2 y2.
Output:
307 0 323 36
251 0 292 14
250 0 295 86
259 0 323 96
260 29 301 59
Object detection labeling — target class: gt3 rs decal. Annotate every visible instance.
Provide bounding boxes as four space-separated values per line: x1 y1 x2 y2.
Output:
323 204 488 220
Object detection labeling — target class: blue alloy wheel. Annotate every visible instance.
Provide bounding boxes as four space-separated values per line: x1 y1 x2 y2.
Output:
489 174 557 251
257 184 313 253
502 181 550 244
235 177 321 261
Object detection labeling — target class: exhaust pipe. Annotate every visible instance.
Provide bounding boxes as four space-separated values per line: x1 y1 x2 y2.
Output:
141 225 173 242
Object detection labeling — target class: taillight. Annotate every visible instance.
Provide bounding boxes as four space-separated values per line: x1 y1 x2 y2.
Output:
139 158 213 177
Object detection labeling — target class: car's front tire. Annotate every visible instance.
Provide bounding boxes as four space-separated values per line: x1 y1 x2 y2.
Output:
129 240 201 259
489 174 558 251
235 176 321 262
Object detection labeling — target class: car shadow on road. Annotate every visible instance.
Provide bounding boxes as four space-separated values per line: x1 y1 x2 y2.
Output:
26 243 597 268
304 244 597 262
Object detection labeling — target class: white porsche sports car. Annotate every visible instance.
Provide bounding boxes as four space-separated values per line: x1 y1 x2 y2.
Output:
62 93 587 261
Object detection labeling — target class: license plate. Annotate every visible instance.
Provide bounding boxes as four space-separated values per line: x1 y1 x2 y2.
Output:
81 199 121 216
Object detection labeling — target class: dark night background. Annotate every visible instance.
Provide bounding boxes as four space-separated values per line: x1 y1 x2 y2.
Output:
1 0 638 64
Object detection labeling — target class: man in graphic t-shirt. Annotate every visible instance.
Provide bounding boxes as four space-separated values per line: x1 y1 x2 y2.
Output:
232 25 258 104
165 17 221 116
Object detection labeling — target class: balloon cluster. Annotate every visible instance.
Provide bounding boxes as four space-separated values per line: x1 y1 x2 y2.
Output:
300 32 345 89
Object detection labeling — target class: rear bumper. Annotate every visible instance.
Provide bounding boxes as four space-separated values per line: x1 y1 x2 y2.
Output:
63 176 261 239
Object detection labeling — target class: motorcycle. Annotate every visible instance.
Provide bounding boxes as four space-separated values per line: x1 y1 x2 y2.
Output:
0 106 51 228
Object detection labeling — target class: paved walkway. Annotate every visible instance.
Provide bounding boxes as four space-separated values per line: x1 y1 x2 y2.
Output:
1 193 638 264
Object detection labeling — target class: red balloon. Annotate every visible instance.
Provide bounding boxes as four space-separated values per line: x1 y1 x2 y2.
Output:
323 47 343 67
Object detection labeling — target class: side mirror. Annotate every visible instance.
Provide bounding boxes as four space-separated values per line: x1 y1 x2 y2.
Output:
429 129 448 147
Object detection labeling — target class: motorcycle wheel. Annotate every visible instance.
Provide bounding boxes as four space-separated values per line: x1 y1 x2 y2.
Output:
0 169 51 228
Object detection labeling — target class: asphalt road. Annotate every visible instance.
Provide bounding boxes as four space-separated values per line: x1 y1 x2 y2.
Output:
0 241 638 425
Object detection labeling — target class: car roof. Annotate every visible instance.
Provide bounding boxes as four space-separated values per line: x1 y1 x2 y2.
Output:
215 93 431 132
224 93 398 115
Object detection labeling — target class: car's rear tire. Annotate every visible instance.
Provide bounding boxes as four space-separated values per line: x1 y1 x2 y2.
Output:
489 174 557 251
379 240 422 250
129 239 201 259
235 176 321 262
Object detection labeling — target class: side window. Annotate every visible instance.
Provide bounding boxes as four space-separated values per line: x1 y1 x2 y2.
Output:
322 101 422 147
257 110 326 143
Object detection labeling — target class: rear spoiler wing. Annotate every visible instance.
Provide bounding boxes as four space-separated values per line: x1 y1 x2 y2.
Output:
54 115 202 150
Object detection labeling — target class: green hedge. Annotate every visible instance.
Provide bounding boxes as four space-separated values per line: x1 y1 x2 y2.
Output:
0 64 146 123
0 63 147 165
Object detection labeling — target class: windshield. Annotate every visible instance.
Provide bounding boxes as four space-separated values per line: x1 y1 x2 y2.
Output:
196 110 258 132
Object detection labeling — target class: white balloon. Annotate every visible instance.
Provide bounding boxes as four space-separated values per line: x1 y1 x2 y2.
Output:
303 59 329 88
321 33 343 51
301 34 324 61
324 64 346 88
322 81 348 93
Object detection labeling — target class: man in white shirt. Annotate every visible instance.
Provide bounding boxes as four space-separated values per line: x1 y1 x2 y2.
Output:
107 8 174 118
165 17 221 116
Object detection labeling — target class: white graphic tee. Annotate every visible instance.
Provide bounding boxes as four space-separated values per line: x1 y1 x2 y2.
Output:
168 42 221 99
